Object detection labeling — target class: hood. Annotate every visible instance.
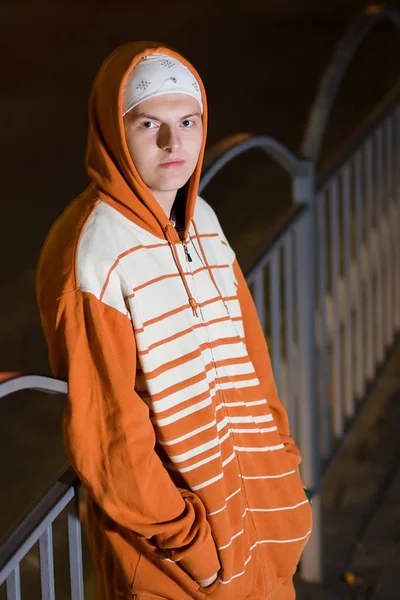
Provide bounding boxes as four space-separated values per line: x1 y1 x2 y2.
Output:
85 42 208 242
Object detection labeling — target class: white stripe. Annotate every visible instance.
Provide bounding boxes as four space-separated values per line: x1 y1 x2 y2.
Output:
160 419 216 446
226 487 241 502
219 554 253 585
164 420 275 472
192 472 223 491
138 311 245 359
221 414 273 424
154 391 272 431
218 528 244 551
229 426 277 434
170 437 220 463
242 399 267 407
207 505 227 517
219 362 256 377
240 470 295 480
216 416 229 431
152 375 210 414
217 378 261 390
191 452 236 491
255 530 312 544
156 398 212 427
151 363 260 415
218 529 312 586
155 395 272 430
147 352 256 400
217 398 267 409
222 452 236 467
208 487 241 517
219 430 231 445
142 320 243 370
149 352 212 397
246 499 309 513
170 429 231 465
234 443 284 452
179 450 221 473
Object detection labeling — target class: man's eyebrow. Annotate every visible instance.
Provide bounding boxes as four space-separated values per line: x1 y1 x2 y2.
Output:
133 112 161 121
181 112 201 119
132 111 201 121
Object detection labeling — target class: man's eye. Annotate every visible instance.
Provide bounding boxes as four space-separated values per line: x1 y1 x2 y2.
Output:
182 120 193 127
141 121 156 129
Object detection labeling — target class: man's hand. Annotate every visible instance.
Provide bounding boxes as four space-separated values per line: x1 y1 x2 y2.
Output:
198 572 218 588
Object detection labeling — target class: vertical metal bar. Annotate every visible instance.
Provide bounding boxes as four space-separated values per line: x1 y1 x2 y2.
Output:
396 106 400 330
330 176 343 437
354 151 365 398
269 246 281 395
342 164 354 417
252 267 266 335
384 116 394 342
39 525 56 600
6 566 21 600
294 198 322 582
284 231 296 433
316 189 331 457
365 138 375 380
375 127 385 362
68 490 84 600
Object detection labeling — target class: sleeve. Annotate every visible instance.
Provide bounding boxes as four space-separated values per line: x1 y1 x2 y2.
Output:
41 289 220 582
232 259 302 468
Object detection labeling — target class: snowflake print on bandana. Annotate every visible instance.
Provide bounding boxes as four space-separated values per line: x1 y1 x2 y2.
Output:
136 80 151 91
161 59 175 68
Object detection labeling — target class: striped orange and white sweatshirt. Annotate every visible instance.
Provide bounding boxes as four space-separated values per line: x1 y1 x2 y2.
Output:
36 43 312 600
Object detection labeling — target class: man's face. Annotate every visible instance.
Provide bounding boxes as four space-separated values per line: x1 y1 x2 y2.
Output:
124 94 203 199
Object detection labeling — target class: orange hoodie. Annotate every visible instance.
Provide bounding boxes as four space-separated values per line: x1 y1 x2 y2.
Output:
36 43 312 600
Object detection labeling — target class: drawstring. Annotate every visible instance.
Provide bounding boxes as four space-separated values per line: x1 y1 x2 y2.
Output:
164 222 198 317
191 219 227 307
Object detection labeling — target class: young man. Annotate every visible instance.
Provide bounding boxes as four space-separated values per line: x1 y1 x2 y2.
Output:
37 42 312 600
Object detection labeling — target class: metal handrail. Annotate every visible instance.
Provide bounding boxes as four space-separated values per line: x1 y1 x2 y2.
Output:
0 374 67 399
0 375 85 599
200 133 311 194
316 77 400 189
242 203 307 278
0 465 76 584
301 4 400 161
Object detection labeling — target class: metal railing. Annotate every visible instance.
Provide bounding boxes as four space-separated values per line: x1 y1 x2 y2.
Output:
0 377 83 600
315 110 400 456
1 4 400 595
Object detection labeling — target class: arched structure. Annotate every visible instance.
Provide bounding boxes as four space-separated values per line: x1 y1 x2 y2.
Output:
301 5 400 161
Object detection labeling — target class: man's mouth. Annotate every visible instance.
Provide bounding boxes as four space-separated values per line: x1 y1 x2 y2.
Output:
159 159 185 169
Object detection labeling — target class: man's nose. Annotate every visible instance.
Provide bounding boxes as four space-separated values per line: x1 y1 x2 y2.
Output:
158 125 182 152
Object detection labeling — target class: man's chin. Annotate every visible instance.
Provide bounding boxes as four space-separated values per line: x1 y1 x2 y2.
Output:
155 176 192 192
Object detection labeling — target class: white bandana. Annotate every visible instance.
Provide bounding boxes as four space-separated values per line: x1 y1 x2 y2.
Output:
123 53 203 116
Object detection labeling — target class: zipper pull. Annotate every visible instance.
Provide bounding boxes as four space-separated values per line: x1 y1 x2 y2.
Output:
183 243 192 263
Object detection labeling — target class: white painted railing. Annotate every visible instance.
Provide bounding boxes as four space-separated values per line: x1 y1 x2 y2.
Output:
315 111 400 459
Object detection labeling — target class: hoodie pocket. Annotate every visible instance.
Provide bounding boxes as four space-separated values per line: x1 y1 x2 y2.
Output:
192 576 221 597
132 553 208 600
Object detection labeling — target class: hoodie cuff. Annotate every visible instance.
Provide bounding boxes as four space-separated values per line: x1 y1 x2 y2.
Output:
177 534 220 582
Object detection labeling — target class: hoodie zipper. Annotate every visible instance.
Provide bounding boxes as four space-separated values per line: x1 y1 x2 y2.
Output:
183 236 226 391
183 240 192 263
